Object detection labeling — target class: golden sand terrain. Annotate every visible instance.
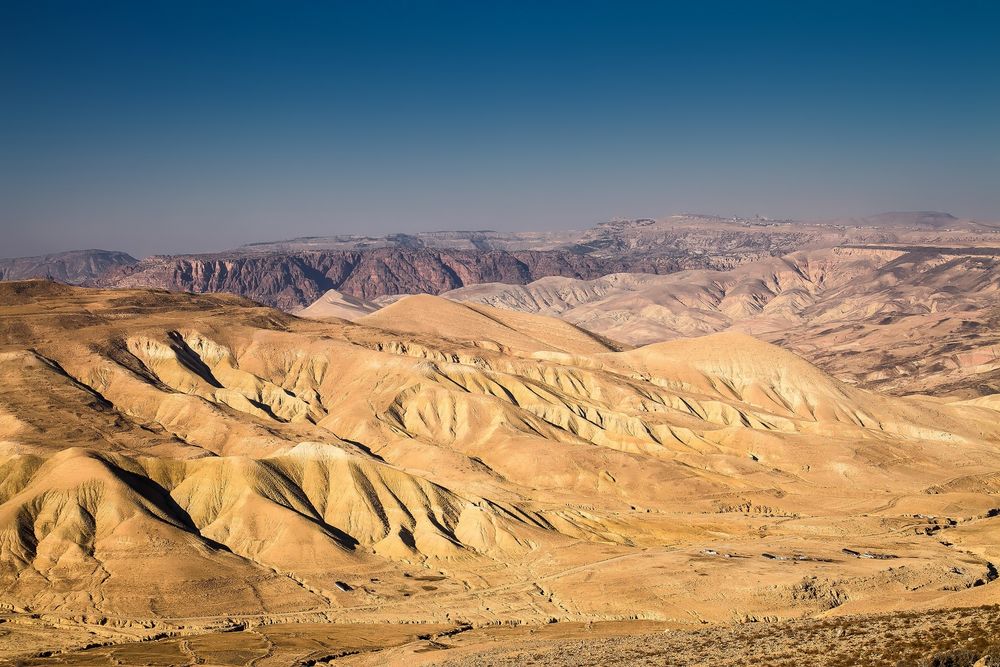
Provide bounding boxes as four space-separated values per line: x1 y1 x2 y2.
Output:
1 280 999 665
295 290 380 321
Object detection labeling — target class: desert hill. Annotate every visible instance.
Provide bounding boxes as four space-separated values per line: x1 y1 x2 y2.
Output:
444 246 1000 397
1 280 1000 662
296 288 380 320
357 294 624 356
443 247 893 341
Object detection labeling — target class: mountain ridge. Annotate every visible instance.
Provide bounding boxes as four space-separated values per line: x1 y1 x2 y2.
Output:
0 249 137 285
7 212 998 311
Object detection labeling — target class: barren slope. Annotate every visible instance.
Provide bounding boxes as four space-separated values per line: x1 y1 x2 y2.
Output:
1 280 999 663
296 289 380 320
444 246 1000 396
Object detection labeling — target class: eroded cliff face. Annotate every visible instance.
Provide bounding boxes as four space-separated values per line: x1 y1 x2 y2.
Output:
17 214 1000 310
93 248 681 309
82 221 837 310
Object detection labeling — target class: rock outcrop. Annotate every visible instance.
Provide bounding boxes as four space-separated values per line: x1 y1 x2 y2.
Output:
94 248 680 309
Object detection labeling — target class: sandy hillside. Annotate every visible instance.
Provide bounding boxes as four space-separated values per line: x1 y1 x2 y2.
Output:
1 280 999 664
443 245 1000 397
296 288 381 320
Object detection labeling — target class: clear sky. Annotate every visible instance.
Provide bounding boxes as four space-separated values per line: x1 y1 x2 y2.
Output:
2 1 999 257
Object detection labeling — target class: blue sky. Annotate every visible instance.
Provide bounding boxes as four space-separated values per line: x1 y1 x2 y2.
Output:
2 1 999 257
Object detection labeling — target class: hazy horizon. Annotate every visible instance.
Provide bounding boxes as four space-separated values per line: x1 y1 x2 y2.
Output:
3 0 999 258
1 207 994 261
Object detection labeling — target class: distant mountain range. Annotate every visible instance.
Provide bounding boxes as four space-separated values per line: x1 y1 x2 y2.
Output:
825 210 997 230
91 248 682 310
4 212 998 309
0 249 136 284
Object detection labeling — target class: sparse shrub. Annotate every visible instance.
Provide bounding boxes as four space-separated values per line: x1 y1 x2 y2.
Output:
916 649 982 667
